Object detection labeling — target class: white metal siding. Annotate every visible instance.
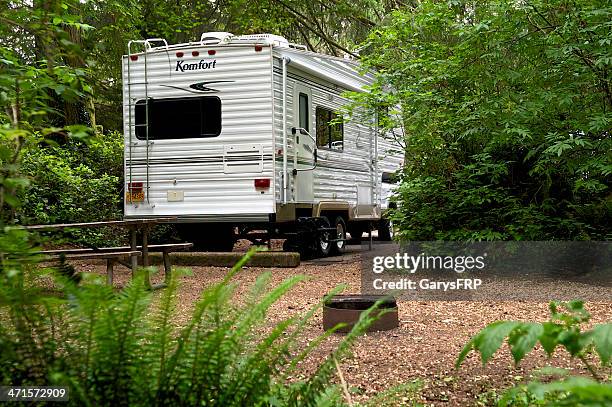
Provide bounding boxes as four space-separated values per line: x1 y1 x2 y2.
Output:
122 45 275 221
272 50 404 215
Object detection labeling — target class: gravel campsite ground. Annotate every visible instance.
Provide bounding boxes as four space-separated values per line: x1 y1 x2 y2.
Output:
75 243 612 406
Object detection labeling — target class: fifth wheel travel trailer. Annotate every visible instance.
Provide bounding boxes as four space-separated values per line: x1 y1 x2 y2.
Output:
122 32 404 256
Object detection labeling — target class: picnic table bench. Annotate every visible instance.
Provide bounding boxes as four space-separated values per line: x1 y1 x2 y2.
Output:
40 243 193 287
24 218 192 289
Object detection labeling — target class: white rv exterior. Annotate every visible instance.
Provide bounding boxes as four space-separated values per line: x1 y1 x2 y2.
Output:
122 33 403 255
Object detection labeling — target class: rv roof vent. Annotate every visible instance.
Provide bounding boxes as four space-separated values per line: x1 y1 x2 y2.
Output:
199 32 234 45
288 43 308 51
232 34 290 48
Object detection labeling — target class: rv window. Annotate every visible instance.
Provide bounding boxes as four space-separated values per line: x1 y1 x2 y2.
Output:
316 106 343 151
298 93 309 132
135 96 221 140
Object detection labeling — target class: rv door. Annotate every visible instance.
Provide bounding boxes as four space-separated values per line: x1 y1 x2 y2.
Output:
293 83 315 202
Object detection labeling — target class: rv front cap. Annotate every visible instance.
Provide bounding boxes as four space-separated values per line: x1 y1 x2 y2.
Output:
175 59 217 72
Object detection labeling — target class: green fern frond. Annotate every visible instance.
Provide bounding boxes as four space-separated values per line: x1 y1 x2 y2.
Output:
292 300 386 405
233 274 306 339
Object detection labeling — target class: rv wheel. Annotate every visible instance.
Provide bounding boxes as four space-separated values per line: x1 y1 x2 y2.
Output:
316 217 332 257
330 216 347 255
282 238 300 253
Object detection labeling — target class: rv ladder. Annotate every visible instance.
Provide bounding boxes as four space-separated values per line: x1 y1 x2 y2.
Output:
126 38 168 205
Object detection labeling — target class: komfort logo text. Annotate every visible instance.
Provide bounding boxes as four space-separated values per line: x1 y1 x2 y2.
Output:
176 59 217 72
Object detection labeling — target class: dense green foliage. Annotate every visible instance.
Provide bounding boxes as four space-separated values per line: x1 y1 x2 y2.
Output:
356 0 611 240
1 2 97 227
17 132 123 243
0 245 385 406
456 300 612 406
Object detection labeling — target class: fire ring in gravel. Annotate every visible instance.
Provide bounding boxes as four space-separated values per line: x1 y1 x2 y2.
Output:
322 294 399 333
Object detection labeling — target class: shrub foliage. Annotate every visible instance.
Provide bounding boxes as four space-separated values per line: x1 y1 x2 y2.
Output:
456 300 612 406
19 133 123 225
354 0 611 240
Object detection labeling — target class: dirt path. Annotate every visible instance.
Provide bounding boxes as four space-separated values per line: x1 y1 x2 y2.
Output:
77 246 612 406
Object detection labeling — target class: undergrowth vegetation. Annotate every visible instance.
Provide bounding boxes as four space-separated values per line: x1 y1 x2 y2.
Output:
0 244 392 406
17 132 124 246
457 300 612 406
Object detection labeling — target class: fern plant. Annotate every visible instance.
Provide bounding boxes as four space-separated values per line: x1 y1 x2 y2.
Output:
456 300 612 406
0 243 386 406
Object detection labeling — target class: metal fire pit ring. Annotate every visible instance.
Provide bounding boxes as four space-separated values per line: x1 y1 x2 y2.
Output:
322 294 399 333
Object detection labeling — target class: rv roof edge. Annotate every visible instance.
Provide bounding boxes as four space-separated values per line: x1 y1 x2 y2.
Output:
285 55 364 93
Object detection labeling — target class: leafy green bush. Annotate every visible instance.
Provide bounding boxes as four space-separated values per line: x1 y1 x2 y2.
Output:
0 244 385 406
17 132 124 245
456 301 612 406
355 0 612 241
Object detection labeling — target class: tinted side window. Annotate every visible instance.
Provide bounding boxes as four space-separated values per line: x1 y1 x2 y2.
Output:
298 93 309 132
316 106 344 151
135 96 221 140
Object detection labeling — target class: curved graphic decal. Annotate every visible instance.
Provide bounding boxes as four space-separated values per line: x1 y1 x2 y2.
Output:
160 80 234 94
189 80 234 92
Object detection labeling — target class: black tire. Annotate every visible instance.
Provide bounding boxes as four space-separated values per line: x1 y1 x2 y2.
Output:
178 224 235 251
316 217 332 257
330 216 347 255
378 218 395 241
282 238 300 253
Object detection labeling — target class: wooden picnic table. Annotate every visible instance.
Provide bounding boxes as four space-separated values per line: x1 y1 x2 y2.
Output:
23 217 178 287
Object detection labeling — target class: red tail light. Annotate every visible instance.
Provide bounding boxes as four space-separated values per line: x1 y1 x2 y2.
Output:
128 182 143 192
254 178 270 189
130 55 138 61
208 50 216 55
192 51 200 56
254 45 263 52
176 52 184 57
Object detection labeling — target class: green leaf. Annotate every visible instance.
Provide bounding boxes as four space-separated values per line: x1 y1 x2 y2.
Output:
509 323 543 364
592 323 612 365
557 330 584 356
2 193 21 208
477 321 520 365
65 125 93 142
456 321 520 367
525 377 612 404
539 322 562 356
3 177 30 190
